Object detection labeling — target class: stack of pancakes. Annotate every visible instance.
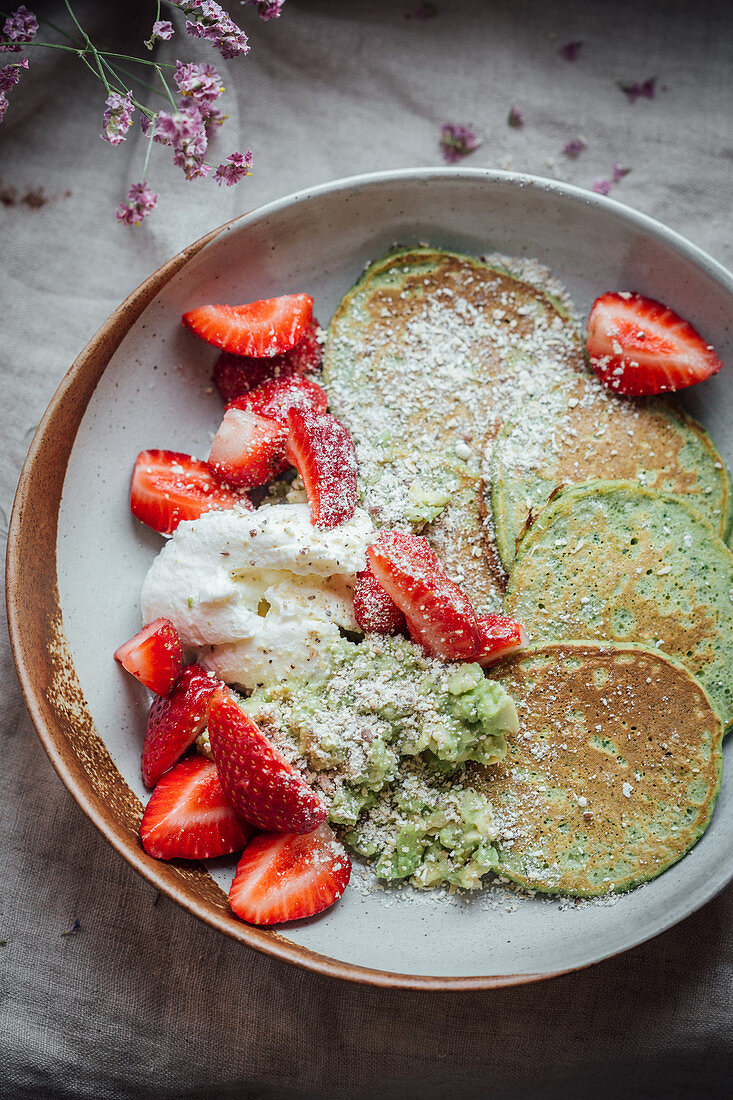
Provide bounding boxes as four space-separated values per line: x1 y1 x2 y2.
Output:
323 248 730 896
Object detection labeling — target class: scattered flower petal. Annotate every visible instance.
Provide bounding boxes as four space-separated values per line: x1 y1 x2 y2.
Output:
507 105 524 128
559 39 583 61
116 180 159 226
613 162 631 183
101 89 135 145
562 137 586 158
0 5 38 53
618 76 657 102
213 149 253 186
439 123 481 164
592 179 612 196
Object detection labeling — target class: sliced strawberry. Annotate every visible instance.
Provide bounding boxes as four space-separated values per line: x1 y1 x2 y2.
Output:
141 755 253 861
114 618 183 696
474 614 527 667
228 375 329 425
208 686 327 834
182 294 313 358
212 318 323 403
142 664 220 788
130 449 249 536
353 564 407 636
286 408 358 529
586 292 723 396
228 825 350 925
207 407 290 489
367 531 481 660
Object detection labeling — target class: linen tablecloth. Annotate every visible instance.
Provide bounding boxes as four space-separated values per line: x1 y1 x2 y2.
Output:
2 2 732 1096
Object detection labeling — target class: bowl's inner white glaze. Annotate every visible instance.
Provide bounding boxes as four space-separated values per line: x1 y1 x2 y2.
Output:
56 171 733 979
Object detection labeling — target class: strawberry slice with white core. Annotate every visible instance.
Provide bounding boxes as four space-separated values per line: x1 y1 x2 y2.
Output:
228 375 329 426
586 292 723 396
474 614 528 668
228 825 351 926
182 294 313 358
207 407 289 489
208 686 328 834
286 408 358 529
130 449 249 536
212 319 323 403
142 663 220 788
141 756 253 861
353 564 407 636
367 531 481 660
114 618 183 697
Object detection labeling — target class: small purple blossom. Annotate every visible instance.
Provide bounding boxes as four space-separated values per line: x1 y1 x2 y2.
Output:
618 77 656 102
116 180 159 227
245 0 285 19
559 39 583 61
154 103 210 179
0 56 28 93
174 1 250 60
592 179 612 196
213 149 253 187
439 123 481 164
507 105 524 128
145 20 174 49
101 90 135 145
0 5 38 53
174 60 223 106
613 163 631 183
562 137 586 158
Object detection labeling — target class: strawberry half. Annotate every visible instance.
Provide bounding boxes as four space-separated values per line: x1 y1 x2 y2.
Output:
212 319 323 403
286 408 358 529
130 449 249 536
474 614 527 667
208 686 327 834
353 564 407 636
114 618 183 697
228 375 329 425
141 756 253 861
207 407 290 489
182 294 313 358
586 292 723 396
142 664 220 788
228 825 351 926
367 531 481 660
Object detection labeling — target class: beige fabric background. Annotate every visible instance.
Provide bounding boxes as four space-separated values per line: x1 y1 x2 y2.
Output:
2 1 732 1096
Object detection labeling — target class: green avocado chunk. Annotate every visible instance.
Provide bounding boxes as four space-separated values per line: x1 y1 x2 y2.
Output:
240 634 518 889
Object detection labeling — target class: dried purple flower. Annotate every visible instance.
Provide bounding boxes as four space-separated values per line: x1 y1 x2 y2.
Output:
101 90 135 145
618 77 656 102
174 60 224 106
245 0 285 19
116 180 159 227
174 1 250 60
154 103 210 179
0 56 28 93
559 39 583 61
213 149 253 187
0 5 38 53
145 20 174 49
439 123 481 164
507 105 524 128
562 137 586 158
592 179 612 196
612 163 631 183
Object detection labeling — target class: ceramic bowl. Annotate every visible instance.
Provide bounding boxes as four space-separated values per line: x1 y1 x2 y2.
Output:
8 168 733 990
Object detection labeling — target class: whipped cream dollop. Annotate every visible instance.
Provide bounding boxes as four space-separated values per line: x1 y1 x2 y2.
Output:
141 503 375 690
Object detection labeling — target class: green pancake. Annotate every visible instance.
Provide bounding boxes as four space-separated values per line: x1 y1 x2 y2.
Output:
487 373 733 569
478 642 723 895
503 480 733 731
323 247 588 607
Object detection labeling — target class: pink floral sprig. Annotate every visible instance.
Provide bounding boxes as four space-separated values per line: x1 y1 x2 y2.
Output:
246 0 286 18
102 90 135 145
171 1 250 59
0 4 37 52
439 123 481 164
116 181 159 226
145 20 174 50
214 150 253 186
0 55 27 122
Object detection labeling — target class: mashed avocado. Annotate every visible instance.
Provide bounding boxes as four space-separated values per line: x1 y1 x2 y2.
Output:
237 634 518 890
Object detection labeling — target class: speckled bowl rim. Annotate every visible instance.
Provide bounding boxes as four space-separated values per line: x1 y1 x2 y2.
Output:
7 167 733 991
